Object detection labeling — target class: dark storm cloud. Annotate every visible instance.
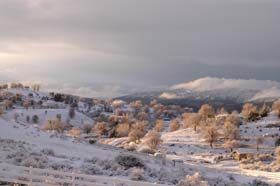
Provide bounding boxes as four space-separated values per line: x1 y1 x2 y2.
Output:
0 0 279 96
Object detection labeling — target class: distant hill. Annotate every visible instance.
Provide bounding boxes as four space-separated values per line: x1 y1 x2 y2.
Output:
118 77 280 111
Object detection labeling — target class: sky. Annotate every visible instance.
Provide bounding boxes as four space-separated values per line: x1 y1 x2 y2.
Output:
0 0 279 97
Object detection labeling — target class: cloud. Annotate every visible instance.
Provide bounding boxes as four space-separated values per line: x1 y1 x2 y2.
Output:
172 77 280 91
0 0 279 96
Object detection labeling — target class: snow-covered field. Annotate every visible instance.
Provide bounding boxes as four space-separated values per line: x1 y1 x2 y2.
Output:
0 88 280 186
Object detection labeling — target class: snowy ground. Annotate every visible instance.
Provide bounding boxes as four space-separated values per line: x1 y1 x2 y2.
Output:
0 88 279 185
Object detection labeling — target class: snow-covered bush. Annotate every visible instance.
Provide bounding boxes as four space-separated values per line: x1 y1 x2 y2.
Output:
143 131 162 150
115 154 144 169
177 172 209 186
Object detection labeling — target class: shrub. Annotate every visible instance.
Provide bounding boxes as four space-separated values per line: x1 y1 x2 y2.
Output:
130 168 144 181
144 131 162 150
94 122 107 137
41 149 55 156
169 119 180 132
43 119 65 133
32 115 39 124
256 137 264 151
82 124 93 134
178 172 208 186
26 115 30 123
258 104 270 118
56 114 62 121
276 147 280 164
68 128 81 137
273 99 280 118
154 119 164 132
129 129 145 142
223 140 240 152
275 138 280 147
115 154 144 169
68 107 75 119
115 123 130 137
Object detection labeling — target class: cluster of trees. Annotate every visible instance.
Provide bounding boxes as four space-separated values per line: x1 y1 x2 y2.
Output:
241 103 270 122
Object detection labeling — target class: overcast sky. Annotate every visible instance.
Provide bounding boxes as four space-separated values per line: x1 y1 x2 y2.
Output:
0 0 279 97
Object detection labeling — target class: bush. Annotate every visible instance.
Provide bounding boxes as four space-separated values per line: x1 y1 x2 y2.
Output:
177 172 208 186
82 124 92 134
94 122 107 137
154 119 164 132
169 119 180 132
32 115 39 124
68 128 81 137
26 115 30 123
275 138 280 147
249 180 270 186
130 168 144 181
276 147 280 164
116 123 130 137
43 119 65 133
115 154 144 169
129 129 145 142
68 107 75 119
144 131 162 150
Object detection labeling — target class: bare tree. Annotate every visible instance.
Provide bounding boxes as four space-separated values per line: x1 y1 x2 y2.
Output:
242 103 258 122
203 123 220 148
223 121 240 140
185 113 202 132
199 104 215 119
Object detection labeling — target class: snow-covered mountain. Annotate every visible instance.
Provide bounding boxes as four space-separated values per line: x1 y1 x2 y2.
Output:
160 77 280 102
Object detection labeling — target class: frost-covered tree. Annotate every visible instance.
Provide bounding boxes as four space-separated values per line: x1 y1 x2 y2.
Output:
203 123 219 148
199 104 215 119
242 103 258 122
